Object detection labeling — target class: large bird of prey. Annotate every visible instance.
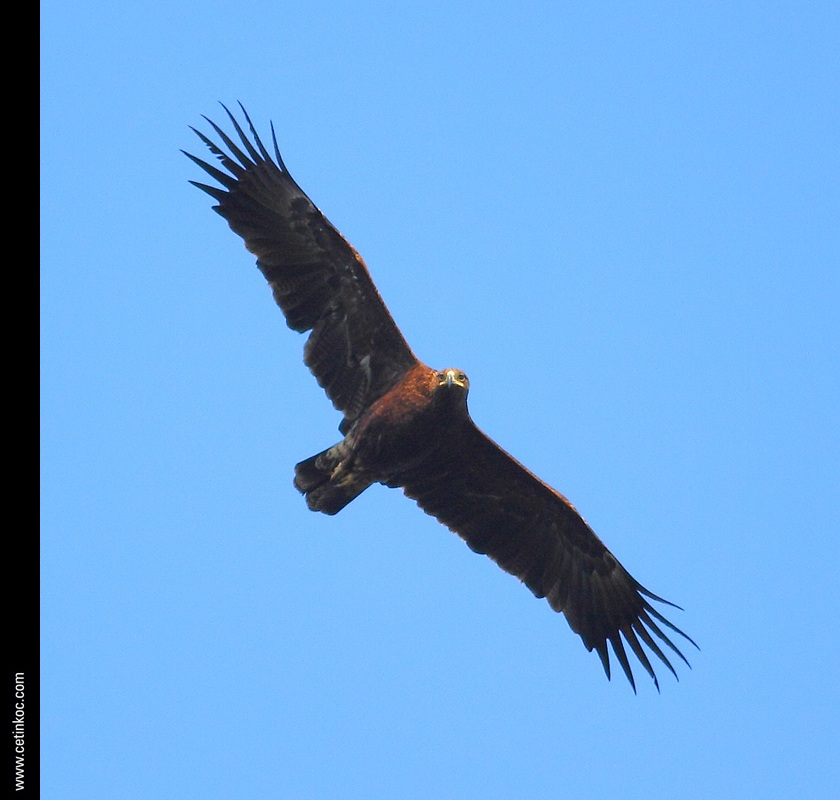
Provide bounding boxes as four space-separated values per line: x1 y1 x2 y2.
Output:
185 104 696 691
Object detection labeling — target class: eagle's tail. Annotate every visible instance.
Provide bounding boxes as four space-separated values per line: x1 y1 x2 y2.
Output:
293 443 371 515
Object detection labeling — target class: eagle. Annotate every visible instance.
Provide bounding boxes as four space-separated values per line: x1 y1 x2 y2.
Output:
184 104 696 691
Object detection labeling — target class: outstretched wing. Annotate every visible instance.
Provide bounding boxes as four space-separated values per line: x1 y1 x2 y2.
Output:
184 104 418 431
395 422 696 691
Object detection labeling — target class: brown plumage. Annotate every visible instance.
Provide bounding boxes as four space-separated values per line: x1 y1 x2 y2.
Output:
185 103 697 691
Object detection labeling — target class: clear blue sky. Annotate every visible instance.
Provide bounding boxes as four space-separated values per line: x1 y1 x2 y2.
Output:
41 2 839 798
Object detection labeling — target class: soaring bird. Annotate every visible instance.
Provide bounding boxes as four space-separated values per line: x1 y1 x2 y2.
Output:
185 104 696 691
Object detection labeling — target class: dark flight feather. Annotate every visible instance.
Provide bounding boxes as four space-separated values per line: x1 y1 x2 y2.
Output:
184 103 418 432
186 104 697 691
391 421 692 691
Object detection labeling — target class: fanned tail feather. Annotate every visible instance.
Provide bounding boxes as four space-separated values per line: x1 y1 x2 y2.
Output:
293 444 370 515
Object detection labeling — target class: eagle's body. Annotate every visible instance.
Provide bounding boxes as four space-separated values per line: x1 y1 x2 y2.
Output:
295 365 468 515
185 104 696 690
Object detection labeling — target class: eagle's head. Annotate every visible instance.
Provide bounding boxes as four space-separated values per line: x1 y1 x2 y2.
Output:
436 368 469 392
434 369 470 416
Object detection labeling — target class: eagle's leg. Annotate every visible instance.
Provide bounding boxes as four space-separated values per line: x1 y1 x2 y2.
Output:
293 442 372 515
